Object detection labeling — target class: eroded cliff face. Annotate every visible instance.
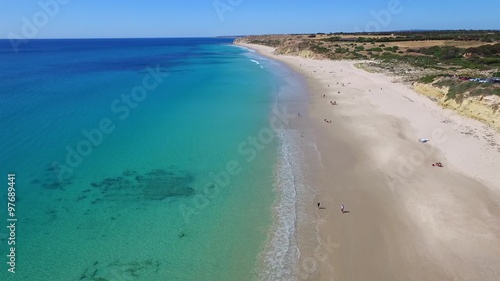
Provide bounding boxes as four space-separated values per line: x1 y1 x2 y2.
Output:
234 36 323 59
274 42 317 58
414 82 500 131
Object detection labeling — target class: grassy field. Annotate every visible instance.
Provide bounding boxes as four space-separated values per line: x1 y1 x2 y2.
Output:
385 40 496 48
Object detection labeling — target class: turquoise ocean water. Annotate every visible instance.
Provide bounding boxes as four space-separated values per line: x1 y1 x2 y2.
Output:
0 38 307 280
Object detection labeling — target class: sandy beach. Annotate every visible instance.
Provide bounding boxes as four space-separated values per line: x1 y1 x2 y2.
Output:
237 43 500 281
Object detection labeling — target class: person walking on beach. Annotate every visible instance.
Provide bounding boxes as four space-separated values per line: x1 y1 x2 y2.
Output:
340 204 345 213
317 202 321 208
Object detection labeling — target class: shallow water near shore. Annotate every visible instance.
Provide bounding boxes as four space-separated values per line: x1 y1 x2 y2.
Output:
0 38 307 280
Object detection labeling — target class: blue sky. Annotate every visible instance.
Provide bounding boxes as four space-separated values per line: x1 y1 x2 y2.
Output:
1 0 499 38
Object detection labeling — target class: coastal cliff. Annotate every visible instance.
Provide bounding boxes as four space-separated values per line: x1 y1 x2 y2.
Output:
414 81 500 131
235 36 322 59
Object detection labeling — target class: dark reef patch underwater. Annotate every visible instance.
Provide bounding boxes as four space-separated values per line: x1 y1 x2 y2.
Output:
79 259 161 280
91 167 195 201
31 166 195 201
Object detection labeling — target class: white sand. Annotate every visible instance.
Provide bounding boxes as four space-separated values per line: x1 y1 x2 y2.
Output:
237 43 500 281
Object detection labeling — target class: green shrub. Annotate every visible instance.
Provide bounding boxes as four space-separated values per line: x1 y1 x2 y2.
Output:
447 81 477 100
434 78 456 87
419 75 439 83
323 36 341 42
310 44 330 54
476 57 500 66
382 46 399 52
335 47 348 53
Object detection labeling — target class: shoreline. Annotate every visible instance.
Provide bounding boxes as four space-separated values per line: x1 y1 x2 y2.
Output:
237 42 500 280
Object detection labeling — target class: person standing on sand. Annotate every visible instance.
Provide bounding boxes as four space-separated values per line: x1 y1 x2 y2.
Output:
340 204 345 213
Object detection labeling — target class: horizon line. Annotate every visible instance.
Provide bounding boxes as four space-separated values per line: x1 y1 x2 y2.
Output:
2 29 500 40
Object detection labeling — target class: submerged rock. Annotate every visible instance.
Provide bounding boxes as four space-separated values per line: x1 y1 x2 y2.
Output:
122 170 137 177
142 174 194 200
92 167 195 202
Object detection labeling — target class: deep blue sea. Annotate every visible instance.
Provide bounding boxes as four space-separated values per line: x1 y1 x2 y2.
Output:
0 38 308 280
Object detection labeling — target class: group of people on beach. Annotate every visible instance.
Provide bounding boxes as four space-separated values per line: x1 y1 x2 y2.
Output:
317 202 347 214
418 139 445 167
321 87 340 122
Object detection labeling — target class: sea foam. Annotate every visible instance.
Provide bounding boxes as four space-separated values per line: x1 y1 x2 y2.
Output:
260 129 300 281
